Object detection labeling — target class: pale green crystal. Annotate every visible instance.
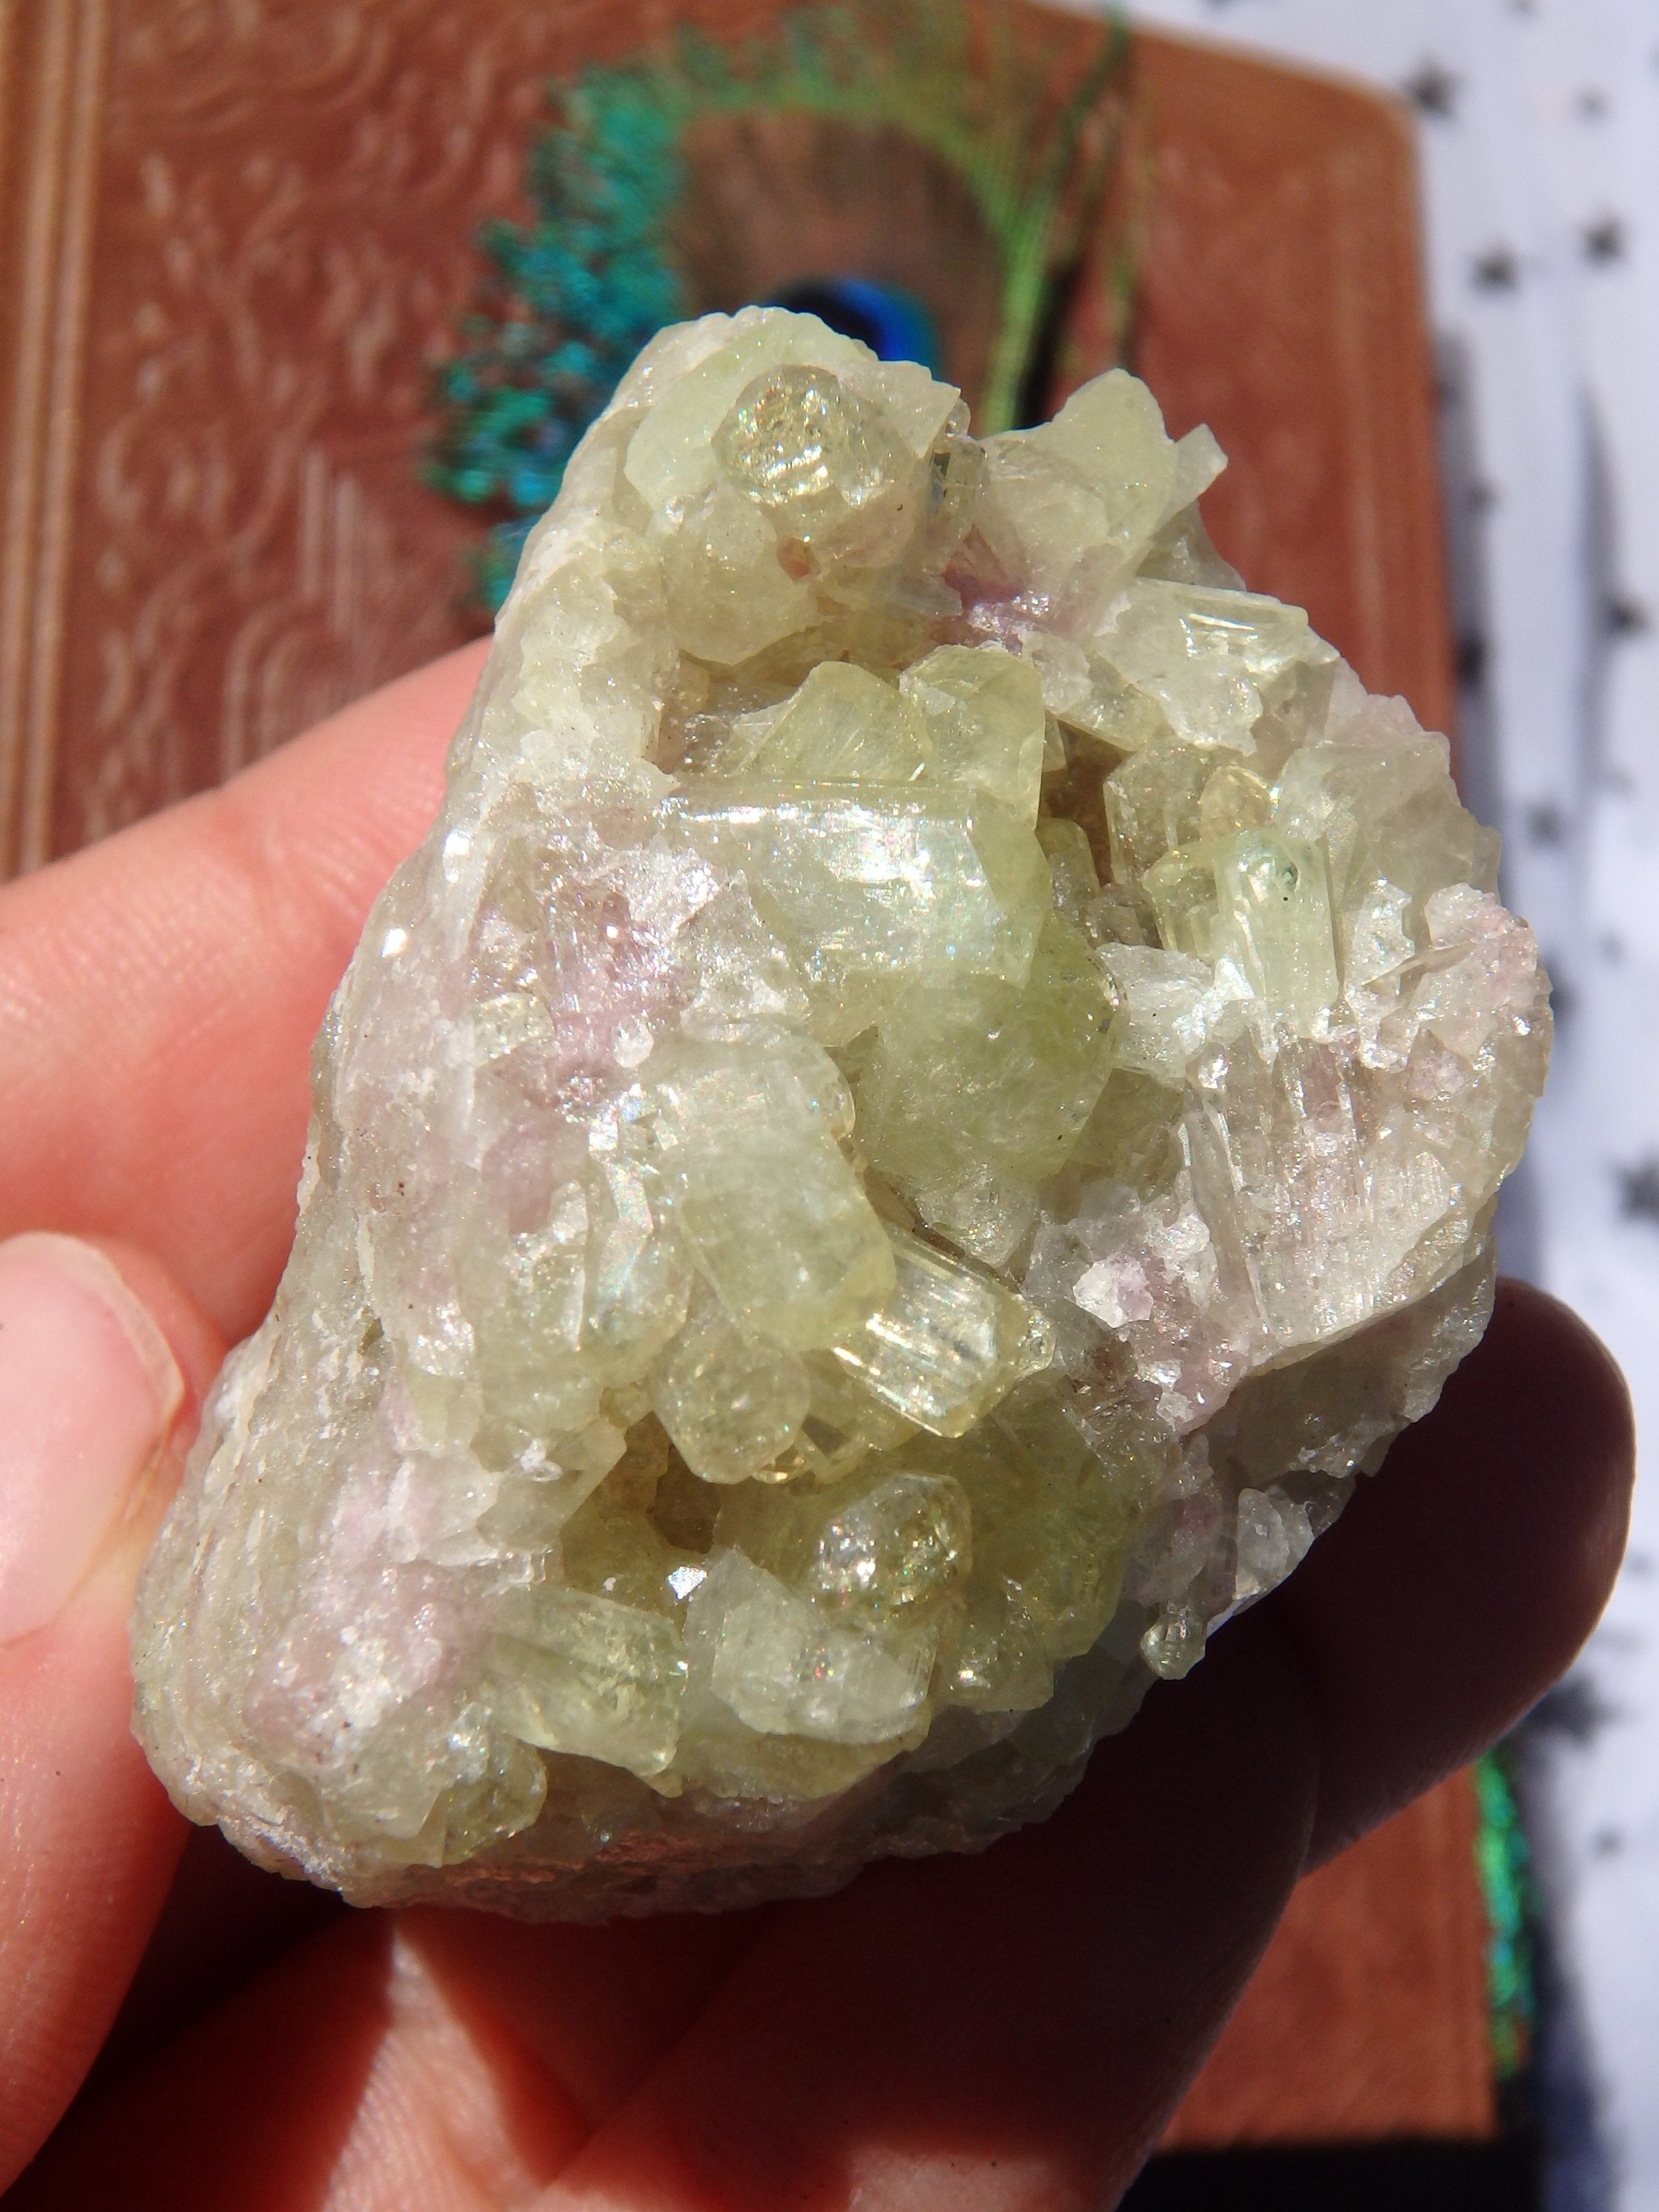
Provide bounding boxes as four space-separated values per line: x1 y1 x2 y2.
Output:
856 910 1114 1262
693 1549 937 1748
650 1291 811 1484
828 1228 1055 1438
661 482 814 664
712 365 924 570
649 1035 894 1350
776 1354 919 1484
1143 842 1221 958
807 1472 973 1620
735 662 929 784
1105 738 1212 890
1210 827 1340 1035
902 642 1047 821
977 370 1199 607
487 1586 686 1780
622 317 874 516
133 308 1549 1917
664 778 1050 1036
1091 581 1338 752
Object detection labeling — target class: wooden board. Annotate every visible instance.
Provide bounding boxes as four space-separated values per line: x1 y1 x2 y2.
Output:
1130 30 1456 743
0 0 1488 2142
1163 1771 1494 2145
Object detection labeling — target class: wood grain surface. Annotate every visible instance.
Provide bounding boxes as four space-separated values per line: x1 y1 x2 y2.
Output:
1165 1771 1494 2145
0 0 1489 2142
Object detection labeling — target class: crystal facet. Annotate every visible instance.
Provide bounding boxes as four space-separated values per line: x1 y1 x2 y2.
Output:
133 311 1550 1915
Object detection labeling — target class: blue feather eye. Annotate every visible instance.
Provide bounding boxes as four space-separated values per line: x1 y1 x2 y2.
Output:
769 279 942 373
425 6 1134 614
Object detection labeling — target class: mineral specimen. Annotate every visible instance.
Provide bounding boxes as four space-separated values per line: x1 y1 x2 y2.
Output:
133 309 1550 1915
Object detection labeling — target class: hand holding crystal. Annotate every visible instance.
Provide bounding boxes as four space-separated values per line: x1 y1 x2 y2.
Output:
0 643 1631 2206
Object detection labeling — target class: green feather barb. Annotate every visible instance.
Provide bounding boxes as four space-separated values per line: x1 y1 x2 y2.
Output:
427 1 1134 611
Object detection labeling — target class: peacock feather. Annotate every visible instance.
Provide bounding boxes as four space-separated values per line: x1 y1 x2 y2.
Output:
1474 1746 1538 2090
427 0 1134 610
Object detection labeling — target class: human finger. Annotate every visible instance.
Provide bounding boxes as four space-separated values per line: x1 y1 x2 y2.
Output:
15 1625 1313 2212
1274 1277 1634 1863
0 1236 222 2189
13 1904 766 2210
0 642 486 1343
79 1824 345 2098
539 1625 1313 2212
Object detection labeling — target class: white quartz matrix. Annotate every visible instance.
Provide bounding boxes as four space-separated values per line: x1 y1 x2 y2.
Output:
133 310 1550 1915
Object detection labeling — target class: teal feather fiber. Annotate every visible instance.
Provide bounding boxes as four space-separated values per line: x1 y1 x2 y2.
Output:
1474 1746 1536 2086
426 1 1133 612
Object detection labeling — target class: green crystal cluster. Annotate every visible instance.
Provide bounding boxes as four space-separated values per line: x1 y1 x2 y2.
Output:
133 310 1549 1915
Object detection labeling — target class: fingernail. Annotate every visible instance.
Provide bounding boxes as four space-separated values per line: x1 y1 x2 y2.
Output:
0 1235 183 1642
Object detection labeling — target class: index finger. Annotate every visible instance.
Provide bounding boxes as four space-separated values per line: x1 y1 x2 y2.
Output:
0 644 486 1340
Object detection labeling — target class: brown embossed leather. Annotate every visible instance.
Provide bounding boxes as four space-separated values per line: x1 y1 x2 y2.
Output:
2 4 1455 870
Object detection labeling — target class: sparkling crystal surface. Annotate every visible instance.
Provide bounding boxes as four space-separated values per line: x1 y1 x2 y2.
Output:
133 311 1550 1915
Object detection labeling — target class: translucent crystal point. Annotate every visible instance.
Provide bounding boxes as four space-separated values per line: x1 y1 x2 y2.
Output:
738 662 929 784
134 308 1550 1918
648 1034 894 1350
902 642 1048 821
828 1228 1056 1438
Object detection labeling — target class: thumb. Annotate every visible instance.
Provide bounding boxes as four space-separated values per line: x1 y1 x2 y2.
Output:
0 1234 223 2188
